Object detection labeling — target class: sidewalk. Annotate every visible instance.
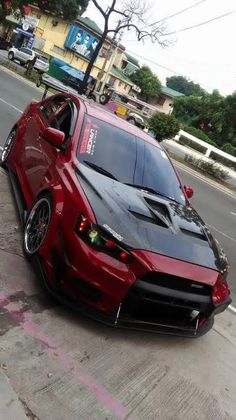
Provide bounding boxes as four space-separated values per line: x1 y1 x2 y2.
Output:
0 167 236 419
0 371 27 420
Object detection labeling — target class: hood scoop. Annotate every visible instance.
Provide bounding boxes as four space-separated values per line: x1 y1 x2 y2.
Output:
180 228 207 241
137 196 172 229
129 210 168 228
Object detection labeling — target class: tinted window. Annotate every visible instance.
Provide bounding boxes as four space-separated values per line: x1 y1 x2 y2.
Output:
40 95 66 122
38 56 48 63
20 48 33 55
141 142 186 204
78 116 185 204
78 116 137 184
51 104 72 139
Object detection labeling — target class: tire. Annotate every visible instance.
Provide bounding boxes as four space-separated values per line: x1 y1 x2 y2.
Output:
23 195 52 258
99 93 109 105
1 129 16 165
89 94 96 102
8 52 14 61
127 118 136 125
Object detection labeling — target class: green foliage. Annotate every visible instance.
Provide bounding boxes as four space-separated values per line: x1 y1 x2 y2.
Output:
172 90 236 147
166 76 205 97
149 112 180 142
182 125 216 145
184 155 229 181
221 143 236 156
0 0 88 21
35 0 88 20
130 66 162 101
0 0 26 22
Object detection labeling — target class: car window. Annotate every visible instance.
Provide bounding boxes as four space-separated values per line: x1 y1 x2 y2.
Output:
50 104 73 140
40 95 67 123
20 47 33 55
38 56 48 63
78 116 137 184
78 116 186 204
140 142 186 204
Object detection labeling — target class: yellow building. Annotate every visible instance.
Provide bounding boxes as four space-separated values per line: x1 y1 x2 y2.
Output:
27 6 132 94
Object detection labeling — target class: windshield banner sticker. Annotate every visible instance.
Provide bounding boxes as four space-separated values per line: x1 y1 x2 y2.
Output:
80 119 91 154
80 121 99 156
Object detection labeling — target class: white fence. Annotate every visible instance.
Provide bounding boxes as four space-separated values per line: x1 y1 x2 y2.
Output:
175 130 236 167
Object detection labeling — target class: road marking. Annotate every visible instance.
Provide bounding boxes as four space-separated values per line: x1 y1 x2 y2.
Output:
0 146 3 151
228 305 236 314
208 224 236 243
175 161 236 200
0 97 23 114
230 211 236 216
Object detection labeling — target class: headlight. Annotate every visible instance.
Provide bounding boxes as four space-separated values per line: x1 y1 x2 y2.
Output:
75 214 131 263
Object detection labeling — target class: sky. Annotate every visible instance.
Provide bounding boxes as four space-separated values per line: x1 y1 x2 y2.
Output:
83 0 236 95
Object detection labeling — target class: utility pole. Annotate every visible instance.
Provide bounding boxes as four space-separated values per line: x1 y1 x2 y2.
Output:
96 20 122 93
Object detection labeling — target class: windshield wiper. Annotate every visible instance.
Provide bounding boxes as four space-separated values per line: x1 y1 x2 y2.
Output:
83 161 118 181
125 183 179 203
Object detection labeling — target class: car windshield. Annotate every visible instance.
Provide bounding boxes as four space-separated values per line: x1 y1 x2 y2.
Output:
77 116 186 205
38 56 48 63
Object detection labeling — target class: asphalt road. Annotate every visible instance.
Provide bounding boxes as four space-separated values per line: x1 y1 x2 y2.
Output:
0 66 235 302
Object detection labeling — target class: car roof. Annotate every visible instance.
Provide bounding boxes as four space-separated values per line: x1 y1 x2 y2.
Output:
82 98 162 149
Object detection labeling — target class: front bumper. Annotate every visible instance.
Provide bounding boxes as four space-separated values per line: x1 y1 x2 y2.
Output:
33 255 231 337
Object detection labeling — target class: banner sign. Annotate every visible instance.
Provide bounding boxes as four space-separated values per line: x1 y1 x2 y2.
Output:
65 25 99 61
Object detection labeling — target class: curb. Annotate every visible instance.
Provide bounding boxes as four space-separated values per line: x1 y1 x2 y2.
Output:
0 61 41 91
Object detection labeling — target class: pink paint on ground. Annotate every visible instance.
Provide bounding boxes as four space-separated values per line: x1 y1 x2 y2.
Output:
0 291 127 420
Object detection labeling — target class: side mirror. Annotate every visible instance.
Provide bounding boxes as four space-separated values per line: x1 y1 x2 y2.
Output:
184 185 194 199
43 127 65 149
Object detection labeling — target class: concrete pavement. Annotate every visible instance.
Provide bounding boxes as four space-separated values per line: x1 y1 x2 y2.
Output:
1 155 236 419
0 371 27 420
1 62 236 419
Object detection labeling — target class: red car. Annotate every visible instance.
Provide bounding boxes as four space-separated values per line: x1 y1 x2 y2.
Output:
1 92 231 337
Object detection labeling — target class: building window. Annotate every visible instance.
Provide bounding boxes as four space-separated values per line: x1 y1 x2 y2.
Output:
157 95 166 106
118 80 122 87
51 45 66 56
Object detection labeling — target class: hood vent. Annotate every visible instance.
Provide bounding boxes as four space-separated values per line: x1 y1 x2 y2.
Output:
144 198 171 220
180 228 207 241
129 210 168 228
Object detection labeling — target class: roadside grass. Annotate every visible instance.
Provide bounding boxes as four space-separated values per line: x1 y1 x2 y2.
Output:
166 149 236 193
0 60 57 94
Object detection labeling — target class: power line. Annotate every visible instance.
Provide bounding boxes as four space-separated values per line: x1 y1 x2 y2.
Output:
125 49 182 75
125 49 221 91
149 0 208 27
163 10 236 36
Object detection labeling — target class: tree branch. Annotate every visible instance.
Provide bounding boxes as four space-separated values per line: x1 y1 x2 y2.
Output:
91 0 106 17
107 0 117 17
113 9 129 18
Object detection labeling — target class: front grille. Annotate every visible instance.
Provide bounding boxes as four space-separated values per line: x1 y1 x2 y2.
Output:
121 272 213 331
141 272 212 296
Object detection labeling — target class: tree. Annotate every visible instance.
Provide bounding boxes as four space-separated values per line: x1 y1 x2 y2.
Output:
149 112 180 142
172 90 236 147
0 0 26 22
0 0 88 21
130 66 161 102
166 76 205 97
77 0 169 94
36 0 88 20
